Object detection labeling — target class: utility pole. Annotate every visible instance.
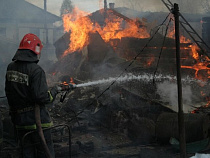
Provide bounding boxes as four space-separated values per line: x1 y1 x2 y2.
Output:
103 0 108 27
44 0 48 44
104 0 107 19
104 0 107 10
173 3 187 158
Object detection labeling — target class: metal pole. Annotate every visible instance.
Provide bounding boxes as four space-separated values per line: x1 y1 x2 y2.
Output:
173 3 186 158
44 0 48 44
104 0 107 20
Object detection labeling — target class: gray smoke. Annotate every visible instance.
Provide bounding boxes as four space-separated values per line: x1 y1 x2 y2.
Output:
156 80 193 112
113 0 209 14
113 0 165 12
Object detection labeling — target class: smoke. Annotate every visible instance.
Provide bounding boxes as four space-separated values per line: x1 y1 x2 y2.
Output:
25 0 210 15
156 81 193 112
113 0 165 12
113 0 208 14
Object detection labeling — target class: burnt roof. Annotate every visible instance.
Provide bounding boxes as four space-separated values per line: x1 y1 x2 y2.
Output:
0 0 61 23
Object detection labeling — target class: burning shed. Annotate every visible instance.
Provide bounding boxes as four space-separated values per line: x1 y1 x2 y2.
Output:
52 4 210 111
49 6 210 155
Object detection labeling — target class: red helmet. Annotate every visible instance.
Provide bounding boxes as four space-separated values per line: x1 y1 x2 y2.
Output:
19 33 43 55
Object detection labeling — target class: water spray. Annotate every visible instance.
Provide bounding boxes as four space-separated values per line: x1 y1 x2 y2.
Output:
74 73 205 88
59 73 206 103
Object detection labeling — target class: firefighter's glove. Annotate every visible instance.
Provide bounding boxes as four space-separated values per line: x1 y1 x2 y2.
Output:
68 83 76 90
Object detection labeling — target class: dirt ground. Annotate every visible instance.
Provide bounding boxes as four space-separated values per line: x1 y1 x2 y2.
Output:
54 122 194 158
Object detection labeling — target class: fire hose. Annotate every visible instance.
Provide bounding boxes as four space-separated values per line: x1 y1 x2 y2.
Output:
34 83 76 158
60 83 77 102
0 97 50 157
35 104 53 158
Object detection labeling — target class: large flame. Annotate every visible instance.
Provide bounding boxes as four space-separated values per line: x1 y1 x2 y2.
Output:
62 8 149 55
95 18 150 42
62 7 94 56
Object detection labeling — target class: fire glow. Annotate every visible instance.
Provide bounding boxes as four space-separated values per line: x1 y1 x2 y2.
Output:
62 7 149 55
181 44 210 81
167 24 210 82
61 7 210 108
62 7 94 56
167 22 191 43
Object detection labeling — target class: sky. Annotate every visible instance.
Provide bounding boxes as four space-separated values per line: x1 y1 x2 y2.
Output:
25 0 208 17
25 0 167 16
26 0 103 16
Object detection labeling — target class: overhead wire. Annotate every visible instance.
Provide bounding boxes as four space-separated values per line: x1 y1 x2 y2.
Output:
153 16 173 84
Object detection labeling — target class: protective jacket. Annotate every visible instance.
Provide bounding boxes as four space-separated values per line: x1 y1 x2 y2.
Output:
5 49 57 129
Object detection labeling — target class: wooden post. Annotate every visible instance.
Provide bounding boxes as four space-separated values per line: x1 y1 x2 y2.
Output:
173 3 187 158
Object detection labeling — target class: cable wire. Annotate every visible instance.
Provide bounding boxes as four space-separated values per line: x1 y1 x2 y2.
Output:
153 17 173 84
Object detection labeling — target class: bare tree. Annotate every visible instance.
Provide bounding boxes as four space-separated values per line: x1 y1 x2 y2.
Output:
60 0 74 17
201 0 210 13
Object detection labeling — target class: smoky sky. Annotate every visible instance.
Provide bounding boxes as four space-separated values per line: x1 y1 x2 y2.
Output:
26 0 210 16
26 0 101 15
114 0 209 13
113 0 165 12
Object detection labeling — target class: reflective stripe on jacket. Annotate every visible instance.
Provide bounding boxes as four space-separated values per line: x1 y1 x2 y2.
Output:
16 122 53 130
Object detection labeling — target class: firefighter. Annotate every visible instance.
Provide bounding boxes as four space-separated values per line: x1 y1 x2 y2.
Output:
5 33 70 158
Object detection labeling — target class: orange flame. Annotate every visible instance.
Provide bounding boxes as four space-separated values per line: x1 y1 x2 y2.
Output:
62 7 149 56
167 24 175 39
145 55 155 67
62 7 94 55
180 36 191 43
61 78 74 85
167 24 191 43
62 81 68 85
190 44 199 60
96 19 150 42
181 44 210 81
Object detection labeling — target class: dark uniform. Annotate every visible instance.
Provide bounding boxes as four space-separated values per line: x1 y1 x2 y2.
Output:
5 49 57 157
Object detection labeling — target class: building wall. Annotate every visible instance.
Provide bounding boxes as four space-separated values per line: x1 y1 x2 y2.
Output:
0 21 64 61
17 23 59 45
0 22 63 45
